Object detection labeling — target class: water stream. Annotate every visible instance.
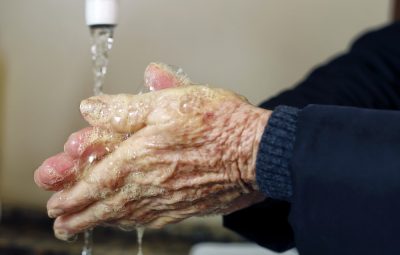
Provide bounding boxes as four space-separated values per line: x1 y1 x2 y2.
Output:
86 25 146 255
81 228 94 255
137 227 145 255
90 26 114 96
82 25 115 255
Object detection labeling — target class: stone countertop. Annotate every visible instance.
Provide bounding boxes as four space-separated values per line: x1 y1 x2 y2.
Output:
0 207 244 255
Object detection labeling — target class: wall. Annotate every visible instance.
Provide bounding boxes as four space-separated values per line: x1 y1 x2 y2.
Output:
0 0 391 209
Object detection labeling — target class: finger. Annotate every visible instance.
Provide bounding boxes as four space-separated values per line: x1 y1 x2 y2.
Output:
53 190 190 240
53 192 129 240
64 126 126 160
80 61 197 133
144 62 191 91
46 135 144 218
80 85 217 133
34 153 76 191
52 182 167 240
47 178 96 219
36 128 125 191
80 93 155 133
63 127 96 158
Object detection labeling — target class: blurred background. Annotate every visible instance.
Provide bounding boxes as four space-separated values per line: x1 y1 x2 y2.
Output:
0 0 394 254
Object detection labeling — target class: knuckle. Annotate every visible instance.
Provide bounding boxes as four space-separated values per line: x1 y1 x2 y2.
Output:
94 202 113 221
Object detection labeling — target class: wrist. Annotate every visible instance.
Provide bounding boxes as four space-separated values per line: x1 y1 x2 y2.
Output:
238 106 271 189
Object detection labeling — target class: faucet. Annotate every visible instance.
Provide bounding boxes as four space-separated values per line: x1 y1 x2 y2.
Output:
85 0 119 27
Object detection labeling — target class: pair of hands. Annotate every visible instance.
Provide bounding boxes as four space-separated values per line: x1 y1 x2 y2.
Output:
34 63 270 241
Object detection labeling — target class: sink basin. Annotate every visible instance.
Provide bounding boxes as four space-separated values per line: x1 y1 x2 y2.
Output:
190 242 298 255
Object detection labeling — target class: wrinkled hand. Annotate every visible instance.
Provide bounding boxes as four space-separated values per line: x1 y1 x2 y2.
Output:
34 63 270 241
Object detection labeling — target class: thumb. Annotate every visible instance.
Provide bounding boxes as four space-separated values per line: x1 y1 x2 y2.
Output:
81 63 192 132
144 62 191 91
80 93 155 133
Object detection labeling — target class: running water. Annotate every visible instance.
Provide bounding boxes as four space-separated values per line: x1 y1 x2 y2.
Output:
86 25 147 255
82 25 115 255
81 228 94 255
90 26 114 96
137 227 145 255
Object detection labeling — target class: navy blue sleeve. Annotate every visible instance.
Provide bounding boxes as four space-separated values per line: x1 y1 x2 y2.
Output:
290 105 400 255
224 21 400 253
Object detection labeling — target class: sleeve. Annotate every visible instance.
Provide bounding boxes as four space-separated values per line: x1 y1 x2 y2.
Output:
290 105 400 255
224 21 400 252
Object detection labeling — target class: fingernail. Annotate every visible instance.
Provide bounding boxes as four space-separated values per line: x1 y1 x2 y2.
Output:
144 62 191 91
64 133 80 158
55 229 72 241
48 209 64 218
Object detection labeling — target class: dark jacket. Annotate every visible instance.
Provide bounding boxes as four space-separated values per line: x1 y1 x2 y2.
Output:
224 22 400 255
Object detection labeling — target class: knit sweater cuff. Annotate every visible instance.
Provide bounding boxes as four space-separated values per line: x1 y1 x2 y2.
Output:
255 105 299 201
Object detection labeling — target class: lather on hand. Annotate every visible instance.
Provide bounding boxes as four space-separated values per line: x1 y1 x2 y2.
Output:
34 63 270 241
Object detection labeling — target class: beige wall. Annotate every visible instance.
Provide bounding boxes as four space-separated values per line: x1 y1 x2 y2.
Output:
0 0 391 209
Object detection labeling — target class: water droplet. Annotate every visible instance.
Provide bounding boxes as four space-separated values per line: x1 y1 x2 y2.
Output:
113 116 122 124
88 154 96 164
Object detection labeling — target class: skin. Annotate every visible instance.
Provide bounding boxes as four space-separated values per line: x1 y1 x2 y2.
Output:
34 63 271 241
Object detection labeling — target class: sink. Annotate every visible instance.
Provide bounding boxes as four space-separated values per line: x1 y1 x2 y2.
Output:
190 242 298 255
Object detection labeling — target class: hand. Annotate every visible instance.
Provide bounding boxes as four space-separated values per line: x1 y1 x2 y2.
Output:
34 63 270 241
34 63 190 191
